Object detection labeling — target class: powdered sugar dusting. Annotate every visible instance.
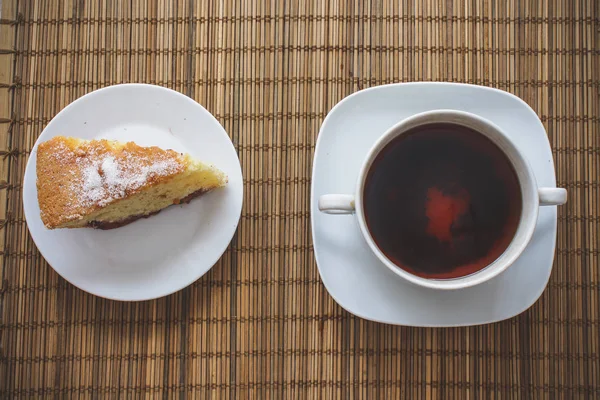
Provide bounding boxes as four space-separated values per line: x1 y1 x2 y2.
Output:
100 156 120 184
82 161 105 204
76 152 181 208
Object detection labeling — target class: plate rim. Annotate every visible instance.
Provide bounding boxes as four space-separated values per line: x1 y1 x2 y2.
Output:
23 83 244 301
310 81 558 327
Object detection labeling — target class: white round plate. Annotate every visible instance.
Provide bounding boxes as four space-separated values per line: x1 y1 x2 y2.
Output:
311 82 559 326
23 84 243 301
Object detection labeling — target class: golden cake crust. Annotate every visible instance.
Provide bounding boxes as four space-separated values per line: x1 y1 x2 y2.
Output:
36 136 186 229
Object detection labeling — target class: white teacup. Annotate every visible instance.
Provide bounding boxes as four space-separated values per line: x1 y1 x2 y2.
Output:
318 109 567 290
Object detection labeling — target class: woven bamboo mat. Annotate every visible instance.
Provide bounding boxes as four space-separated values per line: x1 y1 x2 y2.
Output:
1 0 599 398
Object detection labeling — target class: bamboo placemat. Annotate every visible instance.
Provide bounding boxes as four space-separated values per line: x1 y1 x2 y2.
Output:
1 0 598 398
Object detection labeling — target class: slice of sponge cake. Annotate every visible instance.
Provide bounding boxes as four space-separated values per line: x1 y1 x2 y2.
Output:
36 136 227 229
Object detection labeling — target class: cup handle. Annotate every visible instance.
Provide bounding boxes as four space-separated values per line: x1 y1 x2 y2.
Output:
318 194 356 214
539 187 567 206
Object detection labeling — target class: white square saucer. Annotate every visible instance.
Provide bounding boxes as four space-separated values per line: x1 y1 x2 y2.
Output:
310 82 559 327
